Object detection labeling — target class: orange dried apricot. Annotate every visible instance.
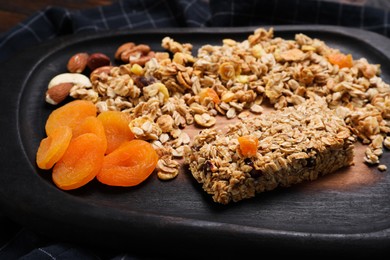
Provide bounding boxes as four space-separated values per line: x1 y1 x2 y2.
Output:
97 110 135 154
238 135 258 157
97 139 158 187
199 88 221 104
52 133 105 190
45 100 97 136
36 126 72 170
327 52 353 69
73 116 107 152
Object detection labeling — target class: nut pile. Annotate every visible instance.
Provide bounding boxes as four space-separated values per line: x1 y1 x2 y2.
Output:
46 27 390 181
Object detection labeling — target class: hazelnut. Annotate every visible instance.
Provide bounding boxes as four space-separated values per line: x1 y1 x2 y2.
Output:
87 53 111 71
67 52 89 73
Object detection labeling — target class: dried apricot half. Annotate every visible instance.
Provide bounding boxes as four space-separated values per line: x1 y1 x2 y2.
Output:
52 133 105 190
36 126 72 170
97 110 135 154
97 139 158 187
45 100 97 136
73 116 107 152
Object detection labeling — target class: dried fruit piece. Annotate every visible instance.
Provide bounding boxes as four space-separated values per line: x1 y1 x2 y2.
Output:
238 135 258 157
199 88 221 105
36 126 72 170
73 116 107 152
52 133 105 190
327 52 353 69
45 100 97 136
97 110 135 154
97 140 158 187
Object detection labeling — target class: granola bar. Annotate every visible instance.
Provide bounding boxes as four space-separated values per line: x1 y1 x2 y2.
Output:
184 98 355 204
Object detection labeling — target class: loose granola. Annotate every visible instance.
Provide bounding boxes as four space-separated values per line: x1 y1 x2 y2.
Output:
64 27 390 187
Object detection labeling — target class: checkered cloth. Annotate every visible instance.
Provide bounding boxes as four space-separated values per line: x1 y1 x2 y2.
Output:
1 0 389 62
0 0 389 259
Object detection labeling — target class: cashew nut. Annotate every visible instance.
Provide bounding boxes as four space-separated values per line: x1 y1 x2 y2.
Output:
48 73 92 89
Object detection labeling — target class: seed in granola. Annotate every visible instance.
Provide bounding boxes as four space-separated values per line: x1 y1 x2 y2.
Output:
250 104 263 114
383 136 390 149
159 133 170 143
226 107 237 119
378 164 387 171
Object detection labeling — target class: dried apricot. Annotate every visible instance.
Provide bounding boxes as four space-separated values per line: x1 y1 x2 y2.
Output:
73 116 107 152
97 139 158 187
238 135 258 157
199 88 221 104
52 133 105 190
327 52 353 69
97 110 135 154
36 126 72 170
45 100 97 136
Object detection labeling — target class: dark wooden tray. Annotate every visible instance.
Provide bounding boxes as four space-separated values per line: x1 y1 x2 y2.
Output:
0 26 389 258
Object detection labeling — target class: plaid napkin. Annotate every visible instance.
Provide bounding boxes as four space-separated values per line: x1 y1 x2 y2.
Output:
0 0 389 62
0 0 389 259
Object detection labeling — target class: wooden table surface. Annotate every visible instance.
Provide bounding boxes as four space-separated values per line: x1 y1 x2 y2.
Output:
0 0 117 34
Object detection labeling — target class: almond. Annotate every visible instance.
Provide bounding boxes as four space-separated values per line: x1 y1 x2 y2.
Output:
67 53 89 73
45 83 73 105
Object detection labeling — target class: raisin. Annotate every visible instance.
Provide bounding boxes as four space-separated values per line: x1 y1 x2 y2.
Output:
134 76 157 88
249 169 263 178
306 157 316 168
